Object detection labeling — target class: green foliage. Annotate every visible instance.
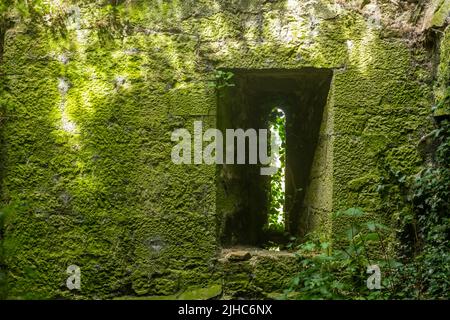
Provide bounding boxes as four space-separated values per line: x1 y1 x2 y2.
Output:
287 119 450 300
285 208 394 300
391 119 450 299
267 108 286 233
209 70 235 90
432 87 450 115
373 119 449 299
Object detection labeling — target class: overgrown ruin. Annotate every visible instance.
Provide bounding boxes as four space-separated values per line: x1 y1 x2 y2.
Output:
0 0 449 299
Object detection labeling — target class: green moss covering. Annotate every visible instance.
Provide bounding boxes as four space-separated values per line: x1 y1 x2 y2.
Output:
434 26 450 117
0 0 438 299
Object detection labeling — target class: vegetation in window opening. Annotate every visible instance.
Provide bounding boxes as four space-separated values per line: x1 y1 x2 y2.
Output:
267 108 286 234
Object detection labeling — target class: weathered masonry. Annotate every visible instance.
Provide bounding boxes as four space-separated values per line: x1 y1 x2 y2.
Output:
0 0 448 299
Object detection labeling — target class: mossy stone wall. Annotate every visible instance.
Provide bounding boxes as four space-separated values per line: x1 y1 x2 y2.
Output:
0 0 437 299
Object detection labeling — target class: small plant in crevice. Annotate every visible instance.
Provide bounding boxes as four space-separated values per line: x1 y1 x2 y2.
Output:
208 70 235 90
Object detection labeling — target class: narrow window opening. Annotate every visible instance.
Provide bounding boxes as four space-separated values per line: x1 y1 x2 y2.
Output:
267 107 286 234
217 68 333 248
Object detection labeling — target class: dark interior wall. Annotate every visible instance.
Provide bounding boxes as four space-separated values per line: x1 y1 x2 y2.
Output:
217 69 333 246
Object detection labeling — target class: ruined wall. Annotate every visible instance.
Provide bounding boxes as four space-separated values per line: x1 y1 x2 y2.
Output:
433 14 450 118
0 0 440 299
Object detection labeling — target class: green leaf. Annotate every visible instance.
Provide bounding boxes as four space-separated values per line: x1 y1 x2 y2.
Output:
343 207 365 217
345 226 360 240
374 222 390 231
320 242 330 250
366 221 376 231
364 233 380 241
301 242 316 252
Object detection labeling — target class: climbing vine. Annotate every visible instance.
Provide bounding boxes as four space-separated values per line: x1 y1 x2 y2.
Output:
392 119 450 299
